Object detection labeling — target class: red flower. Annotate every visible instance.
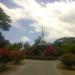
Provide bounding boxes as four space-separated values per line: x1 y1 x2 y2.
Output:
0 48 26 59
0 48 13 57
12 50 26 59
43 45 56 56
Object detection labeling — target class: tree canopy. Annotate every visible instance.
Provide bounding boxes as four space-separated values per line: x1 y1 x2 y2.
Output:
0 32 10 47
54 37 75 55
0 7 11 31
0 7 11 47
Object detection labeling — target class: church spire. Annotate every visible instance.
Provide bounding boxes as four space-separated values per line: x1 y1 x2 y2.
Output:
41 26 44 41
39 26 47 45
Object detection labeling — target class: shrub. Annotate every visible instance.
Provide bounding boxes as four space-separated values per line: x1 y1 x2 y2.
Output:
0 48 26 66
0 48 13 68
12 50 26 64
0 48 13 62
60 53 75 68
42 45 57 57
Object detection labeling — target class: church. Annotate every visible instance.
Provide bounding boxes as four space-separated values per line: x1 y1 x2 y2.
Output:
22 26 57 57
33 26 57 56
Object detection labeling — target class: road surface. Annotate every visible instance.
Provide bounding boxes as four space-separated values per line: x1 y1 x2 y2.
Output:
1 60 62 75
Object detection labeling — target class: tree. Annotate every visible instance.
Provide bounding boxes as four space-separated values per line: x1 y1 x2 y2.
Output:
24 42 31 50
0 48 13 68
54 37 75 55
5 43 22 51
0 7 11 47
31 37 47 56
0 7 11 31
0 32 10 48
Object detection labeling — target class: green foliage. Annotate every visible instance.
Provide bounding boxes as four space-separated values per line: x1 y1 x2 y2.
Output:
0 32 10 48
0 56 12 63
5 43 22 51
0 7 11 47
0 7 11 31
24 42 31 50
54 37 75 55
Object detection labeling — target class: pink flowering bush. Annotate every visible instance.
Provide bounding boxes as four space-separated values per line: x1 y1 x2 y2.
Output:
0 48 13 68
0 48 26 68
0 48 13 62
42 45 57 57
12 50 26 64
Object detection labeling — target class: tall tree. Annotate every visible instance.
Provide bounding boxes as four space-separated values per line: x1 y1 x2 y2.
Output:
0 7 11 47
0 7 11 31
0 32 10 47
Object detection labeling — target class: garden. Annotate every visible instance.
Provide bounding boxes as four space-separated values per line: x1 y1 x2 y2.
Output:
0 6 75 75
0 48 26 72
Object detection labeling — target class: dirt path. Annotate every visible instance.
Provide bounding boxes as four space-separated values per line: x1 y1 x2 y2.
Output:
0 60 62 75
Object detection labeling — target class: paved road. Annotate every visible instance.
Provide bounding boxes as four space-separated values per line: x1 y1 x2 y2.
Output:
1 60 62 75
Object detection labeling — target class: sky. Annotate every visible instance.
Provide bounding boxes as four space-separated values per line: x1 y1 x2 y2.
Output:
0 0 75 44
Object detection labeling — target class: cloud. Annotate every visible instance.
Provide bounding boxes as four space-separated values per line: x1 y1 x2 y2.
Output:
29 31 35 34
1 0 75 42
0 4 23 20
21 36 30 43
60 10 75 25
36 0 65 4
36 0 57 6
17 19 35 30
0 0 20 8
